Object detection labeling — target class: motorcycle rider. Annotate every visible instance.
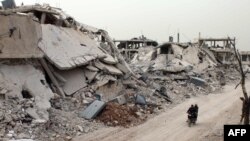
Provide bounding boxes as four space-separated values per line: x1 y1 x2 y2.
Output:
187 104 195 121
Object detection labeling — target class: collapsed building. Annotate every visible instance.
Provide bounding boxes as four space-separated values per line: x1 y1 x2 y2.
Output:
198 37 250 71
198 37 236 64
130 41 216 73
127 38 240 97
0 3 150 140
114 36 158 62
0 1 243 140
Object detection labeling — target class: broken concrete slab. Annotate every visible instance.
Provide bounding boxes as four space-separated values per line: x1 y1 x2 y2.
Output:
86 65 99 72
38 24 113 70
102 55 118 65
190 77 206 87
100 30 135 76
55 68 87 96
79 100 106 120
98 46 118 65
135 94 147 105
94 61 123 75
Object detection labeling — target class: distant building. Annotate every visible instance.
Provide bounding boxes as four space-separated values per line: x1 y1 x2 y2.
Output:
114 36 158 50
198 37 236 64
241 51 250 65
114 36 158 62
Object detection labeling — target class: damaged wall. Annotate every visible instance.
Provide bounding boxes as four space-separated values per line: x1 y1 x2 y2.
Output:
0 64 54 121
0 14 43 58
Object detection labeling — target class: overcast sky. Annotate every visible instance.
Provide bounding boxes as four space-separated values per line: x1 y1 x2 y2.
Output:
10 0 250 50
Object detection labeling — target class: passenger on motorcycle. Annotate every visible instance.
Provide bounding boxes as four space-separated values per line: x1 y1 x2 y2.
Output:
194 104 199 119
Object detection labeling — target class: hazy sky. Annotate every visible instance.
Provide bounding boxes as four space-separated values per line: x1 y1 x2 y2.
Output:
9 0 250 50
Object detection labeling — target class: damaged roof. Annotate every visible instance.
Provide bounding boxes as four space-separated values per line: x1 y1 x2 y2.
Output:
0 4 119 70
39 24 116 70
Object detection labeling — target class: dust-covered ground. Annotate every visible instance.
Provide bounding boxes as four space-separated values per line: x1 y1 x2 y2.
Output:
73 82 247 141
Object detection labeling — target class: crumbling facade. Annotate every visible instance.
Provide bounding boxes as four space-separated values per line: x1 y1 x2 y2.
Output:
198 38 236 64
114 36 158 62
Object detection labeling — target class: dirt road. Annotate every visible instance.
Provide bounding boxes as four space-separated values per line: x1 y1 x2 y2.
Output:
74 83 247 141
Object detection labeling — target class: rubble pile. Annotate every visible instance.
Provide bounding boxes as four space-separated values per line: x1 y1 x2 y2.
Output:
97 102 146 127
0 96 41 139
0 3 138 140
130 43 216 74
127 42 241 106
0 1 243 140
38 108 103 140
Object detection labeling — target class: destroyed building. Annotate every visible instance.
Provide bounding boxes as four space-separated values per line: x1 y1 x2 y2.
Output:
198 38 236 64
129 41 216 74
0 3 148 140
0 1 244 141
126 37 240 97
114 36 158 62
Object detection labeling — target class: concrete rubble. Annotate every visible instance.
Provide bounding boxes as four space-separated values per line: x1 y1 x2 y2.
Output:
0 1 245 141
79 100 106 120
0 2 137 140
123 38 241 115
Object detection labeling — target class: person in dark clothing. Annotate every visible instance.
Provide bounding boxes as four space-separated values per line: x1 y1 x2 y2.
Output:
194 104 199 119
187 105 195 121
187 105 194 114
